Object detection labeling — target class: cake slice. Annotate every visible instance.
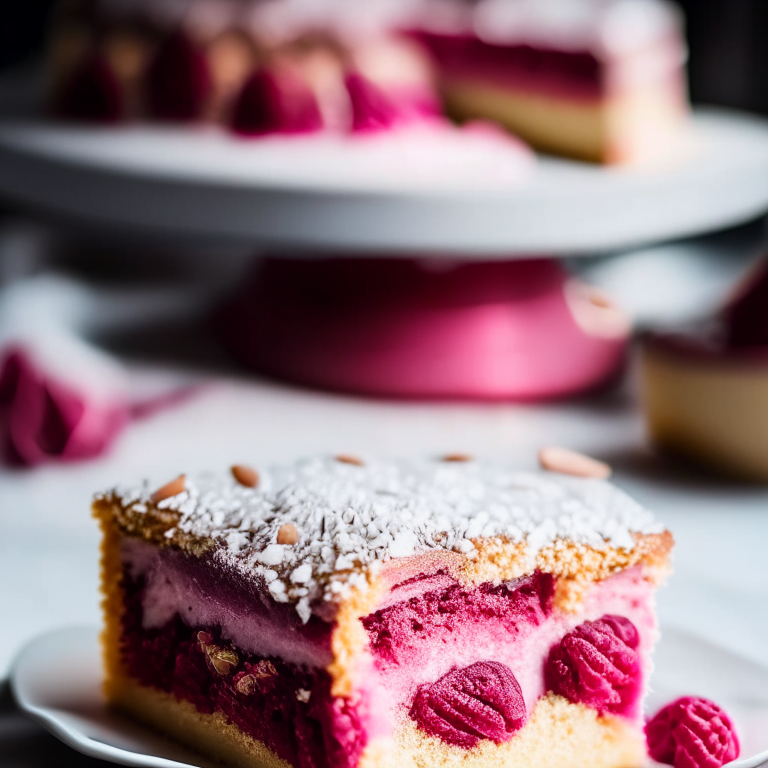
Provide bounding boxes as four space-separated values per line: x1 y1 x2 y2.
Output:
641 258 768 481
93 454 673 768
410 0 689 163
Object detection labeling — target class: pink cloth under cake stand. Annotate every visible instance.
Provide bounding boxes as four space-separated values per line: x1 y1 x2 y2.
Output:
216 257 630 401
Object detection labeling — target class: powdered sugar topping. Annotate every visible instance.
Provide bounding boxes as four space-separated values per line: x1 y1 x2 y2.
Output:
108 456 663 621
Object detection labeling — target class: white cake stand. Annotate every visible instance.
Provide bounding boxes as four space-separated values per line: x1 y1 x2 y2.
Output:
2 108 768 255
3 107 768 400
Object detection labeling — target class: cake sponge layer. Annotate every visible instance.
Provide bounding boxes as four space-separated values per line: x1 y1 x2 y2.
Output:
383 694 645 768
442 79 685 164
642 345 768 481
111 678 644 768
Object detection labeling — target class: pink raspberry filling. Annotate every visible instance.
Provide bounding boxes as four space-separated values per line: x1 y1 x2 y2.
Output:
544 615 642 717
119 561 361 768
363 572 554 668
120 531 657 766
646 697 740 768
410 661 527 748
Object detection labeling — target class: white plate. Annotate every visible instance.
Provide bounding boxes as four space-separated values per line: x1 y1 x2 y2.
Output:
2 110 768 254
9 625 768 768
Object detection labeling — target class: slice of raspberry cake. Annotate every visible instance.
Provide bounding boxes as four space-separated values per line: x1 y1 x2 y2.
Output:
93 454 673 768
410 0 689 164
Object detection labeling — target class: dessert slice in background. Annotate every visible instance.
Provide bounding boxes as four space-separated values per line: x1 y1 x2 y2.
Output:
411 0 689 163
641 257 768 481
45 0 689 163
94 454 672 768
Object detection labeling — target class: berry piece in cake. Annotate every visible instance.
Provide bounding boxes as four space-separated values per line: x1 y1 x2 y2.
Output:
146 30 212 122
410 661 526 748
230 66 323 136
344 72 399 133
55 52 123 123
544 615 641 716
646 697 740 768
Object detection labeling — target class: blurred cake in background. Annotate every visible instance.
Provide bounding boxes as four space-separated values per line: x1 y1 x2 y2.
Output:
47 0 689 162
413 0 689 163
641 258 768 482
48 0 440 135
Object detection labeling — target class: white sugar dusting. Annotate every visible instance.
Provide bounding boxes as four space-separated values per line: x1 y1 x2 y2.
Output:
107 457 663 622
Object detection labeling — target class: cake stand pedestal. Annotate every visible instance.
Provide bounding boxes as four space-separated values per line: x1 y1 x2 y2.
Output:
215 257 628 400
3 108 768 399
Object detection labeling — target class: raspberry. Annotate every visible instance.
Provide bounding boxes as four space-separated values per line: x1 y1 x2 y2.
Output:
230 68 323 136
344 72 399 133
410 661 526 749
646 697 740 768
545 615 641 716
146 30 212 122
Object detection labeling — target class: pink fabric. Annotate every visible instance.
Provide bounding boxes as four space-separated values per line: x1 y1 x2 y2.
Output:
646 697 740 768
0 347 128 466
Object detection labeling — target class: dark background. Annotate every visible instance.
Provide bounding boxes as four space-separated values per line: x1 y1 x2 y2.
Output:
2 1 768 116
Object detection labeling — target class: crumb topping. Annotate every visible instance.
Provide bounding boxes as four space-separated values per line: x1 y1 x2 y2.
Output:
97 457 664 623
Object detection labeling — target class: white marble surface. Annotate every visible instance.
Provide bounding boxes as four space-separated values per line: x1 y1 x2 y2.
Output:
3 360 768 681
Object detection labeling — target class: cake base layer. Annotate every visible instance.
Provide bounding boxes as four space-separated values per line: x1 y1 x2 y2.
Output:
443 82 606 163
111 675 289 768
110 678 644 768
442 79 684 164
642 345 768 481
